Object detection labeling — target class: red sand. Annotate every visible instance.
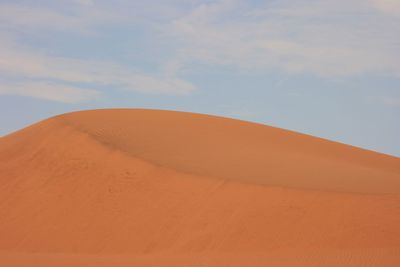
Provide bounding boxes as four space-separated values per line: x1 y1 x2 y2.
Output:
0 109 399 266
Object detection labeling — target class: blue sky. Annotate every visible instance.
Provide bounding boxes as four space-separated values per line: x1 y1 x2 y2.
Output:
0 0 399 156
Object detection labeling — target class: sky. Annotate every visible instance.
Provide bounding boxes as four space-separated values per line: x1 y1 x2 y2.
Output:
0 0 399 156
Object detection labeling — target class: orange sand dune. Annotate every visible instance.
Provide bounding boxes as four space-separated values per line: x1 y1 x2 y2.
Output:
0 109 399 266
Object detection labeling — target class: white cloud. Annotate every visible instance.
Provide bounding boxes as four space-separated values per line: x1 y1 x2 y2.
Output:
167 0 400 77
74 0 95 6
370 0 400 16
0 35 195 101
0 2 116 34
0 81 100 103
125 75 195 95
0 4 85 32
0 0 398 103
382 97 400 107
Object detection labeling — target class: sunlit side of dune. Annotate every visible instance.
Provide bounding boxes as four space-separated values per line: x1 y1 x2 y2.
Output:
0 109 399 266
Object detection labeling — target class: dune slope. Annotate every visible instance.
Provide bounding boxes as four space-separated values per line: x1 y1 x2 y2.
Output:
0 109 399 266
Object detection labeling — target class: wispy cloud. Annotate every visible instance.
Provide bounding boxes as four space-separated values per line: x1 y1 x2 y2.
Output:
370 0 400 16
0 3 112 34
0 1 195 103
0 0 399 103
74 0 95 6
382 96 400 107
0 38 195 94
166 0 400 77
0 81 100 103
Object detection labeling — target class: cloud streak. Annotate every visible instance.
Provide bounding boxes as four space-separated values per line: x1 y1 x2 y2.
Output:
166 0 400 77
382 96 400 108
0 3 109 34
0 39 195 94
0 1 196 102
370 0 400 16
0 0 399 103
0 81 100 103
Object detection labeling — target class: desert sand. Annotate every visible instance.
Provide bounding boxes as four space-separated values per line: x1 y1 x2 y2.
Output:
0 109 399 266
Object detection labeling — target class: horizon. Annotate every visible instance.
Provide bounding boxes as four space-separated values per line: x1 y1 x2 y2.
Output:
0 0 399 157
1 107 399 158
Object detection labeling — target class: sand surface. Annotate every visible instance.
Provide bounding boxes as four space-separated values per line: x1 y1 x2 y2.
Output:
0 109 399 266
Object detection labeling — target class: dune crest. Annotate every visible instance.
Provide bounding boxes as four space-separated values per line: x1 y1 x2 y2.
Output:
58 109 400 193
1 109 399 266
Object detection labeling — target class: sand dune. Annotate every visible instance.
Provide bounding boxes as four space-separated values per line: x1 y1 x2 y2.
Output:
0 109 399 266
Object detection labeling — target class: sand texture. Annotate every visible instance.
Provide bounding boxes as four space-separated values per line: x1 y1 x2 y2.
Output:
1 109 399 266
